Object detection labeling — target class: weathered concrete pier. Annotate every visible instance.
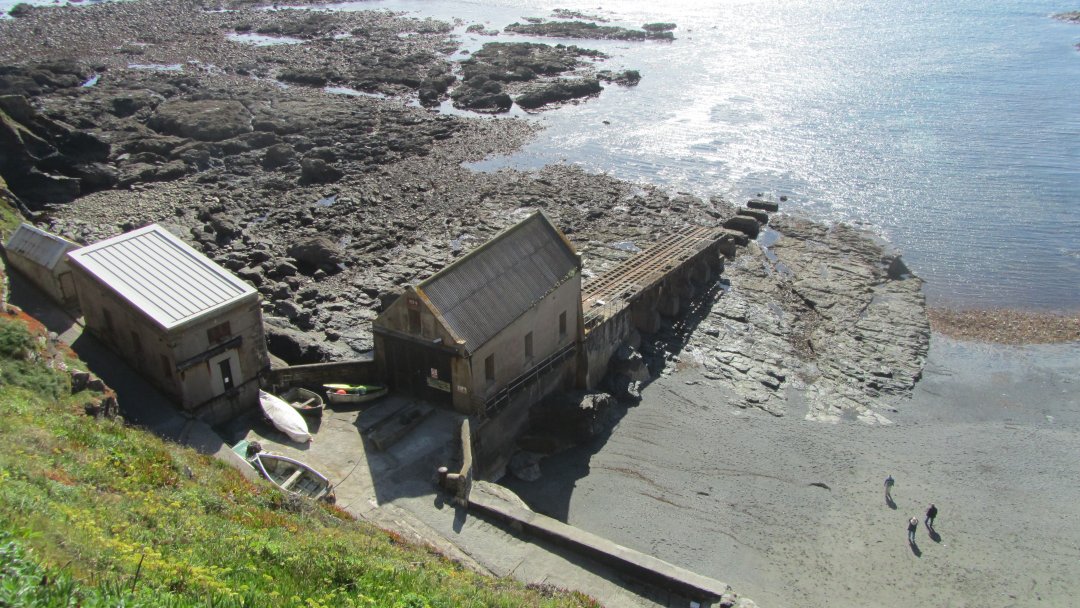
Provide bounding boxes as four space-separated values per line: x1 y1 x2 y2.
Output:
580 225 744 389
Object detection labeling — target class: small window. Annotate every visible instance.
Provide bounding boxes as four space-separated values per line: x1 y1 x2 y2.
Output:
161 355 172 379
103 308 115 332
524 331 533 359
207 321 232 344
484 354 495 382
559 311 567 337
408 308 421 334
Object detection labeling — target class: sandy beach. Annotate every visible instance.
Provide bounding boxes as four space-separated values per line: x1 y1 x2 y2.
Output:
505 335 1080 607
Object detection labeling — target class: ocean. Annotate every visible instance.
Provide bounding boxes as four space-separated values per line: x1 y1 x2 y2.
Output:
5 0 1080 310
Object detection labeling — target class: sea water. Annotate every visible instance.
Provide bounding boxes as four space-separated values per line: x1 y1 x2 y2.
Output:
342 0 1080 311
4 0 1078 310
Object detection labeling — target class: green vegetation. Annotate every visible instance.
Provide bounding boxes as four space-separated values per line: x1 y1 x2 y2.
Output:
0 174 23 238
0 312 597 607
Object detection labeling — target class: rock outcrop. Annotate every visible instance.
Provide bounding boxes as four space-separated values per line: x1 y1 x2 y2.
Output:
0 94 111 206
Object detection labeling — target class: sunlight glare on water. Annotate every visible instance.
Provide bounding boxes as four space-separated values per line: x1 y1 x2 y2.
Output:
450 0 1080 311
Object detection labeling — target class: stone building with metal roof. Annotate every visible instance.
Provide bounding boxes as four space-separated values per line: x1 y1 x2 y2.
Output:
67 224 270 423
373 211 582 469
3 223 82 308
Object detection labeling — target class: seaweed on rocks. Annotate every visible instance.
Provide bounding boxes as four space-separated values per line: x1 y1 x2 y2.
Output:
505 20 674 41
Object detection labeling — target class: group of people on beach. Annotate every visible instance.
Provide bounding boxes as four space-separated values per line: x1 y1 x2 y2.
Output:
885 475 938 544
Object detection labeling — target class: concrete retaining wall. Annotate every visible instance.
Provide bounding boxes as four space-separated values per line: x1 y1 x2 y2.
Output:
581 305 634 389
474 358 576 480
439 418 474 505
469 483 732 605
265 357 380 389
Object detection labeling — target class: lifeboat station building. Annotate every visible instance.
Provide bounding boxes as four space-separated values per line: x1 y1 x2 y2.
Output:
67 224 270 423
373 211 583 466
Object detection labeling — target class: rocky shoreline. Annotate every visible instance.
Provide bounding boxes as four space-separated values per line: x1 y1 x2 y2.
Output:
0 0 934 423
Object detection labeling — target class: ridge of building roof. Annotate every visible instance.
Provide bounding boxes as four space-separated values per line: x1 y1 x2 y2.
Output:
68 224 257 331
4 223 81 270
417 211 579 352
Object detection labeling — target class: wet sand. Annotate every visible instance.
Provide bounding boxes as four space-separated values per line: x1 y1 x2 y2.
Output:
504 336 1080 607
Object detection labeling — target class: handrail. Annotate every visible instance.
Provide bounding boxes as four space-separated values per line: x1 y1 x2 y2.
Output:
480 341 577 417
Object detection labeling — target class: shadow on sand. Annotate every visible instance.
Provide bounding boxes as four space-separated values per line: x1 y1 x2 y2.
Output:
501 279 726 521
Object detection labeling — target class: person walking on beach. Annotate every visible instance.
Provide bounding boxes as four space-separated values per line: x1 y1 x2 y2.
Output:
907 517 919 543
925 503 938 529
884 475 895 501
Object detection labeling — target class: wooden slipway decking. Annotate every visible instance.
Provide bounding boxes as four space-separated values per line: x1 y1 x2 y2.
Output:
582 224 729 329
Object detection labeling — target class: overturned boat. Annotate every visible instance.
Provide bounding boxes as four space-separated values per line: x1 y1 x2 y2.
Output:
258 390 311 443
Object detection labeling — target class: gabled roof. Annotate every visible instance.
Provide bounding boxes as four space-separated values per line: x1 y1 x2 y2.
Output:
4 223 81 270
419 211 578 351
67 224 256 331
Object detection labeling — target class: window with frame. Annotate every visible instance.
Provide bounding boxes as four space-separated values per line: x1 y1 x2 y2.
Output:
207 321 232 344
559 311 567 338
484 354 495 382
408 308 421 334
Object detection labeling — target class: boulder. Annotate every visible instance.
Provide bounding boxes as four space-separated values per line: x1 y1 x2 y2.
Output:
515 78 602 110
262 143 296 169
286 236 345 274
110 91 165 118
299 157 343 184
264 317 331 364
377 286 404 312
147 99 253 142
747 198 779 212
450 79 512 113
597 70 641 86
737 207 770 224
723 215 761 239
611 345 652 383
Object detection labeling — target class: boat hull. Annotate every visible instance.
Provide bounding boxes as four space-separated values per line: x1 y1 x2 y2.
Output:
324 384 388 405
279 387 325 417
258 390 311 443
252 452 334 502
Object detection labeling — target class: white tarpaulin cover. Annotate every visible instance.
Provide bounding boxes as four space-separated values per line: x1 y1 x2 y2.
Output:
259 390 311 443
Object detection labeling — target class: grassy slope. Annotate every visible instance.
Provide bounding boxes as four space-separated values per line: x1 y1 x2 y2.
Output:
0 191 596 608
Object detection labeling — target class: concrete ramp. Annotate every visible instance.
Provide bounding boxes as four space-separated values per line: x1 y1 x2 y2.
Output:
468 482 738 606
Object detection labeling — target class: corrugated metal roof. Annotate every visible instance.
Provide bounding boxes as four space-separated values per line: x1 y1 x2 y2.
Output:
420 211 578 351
4 223 81 270
67 224 256 331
